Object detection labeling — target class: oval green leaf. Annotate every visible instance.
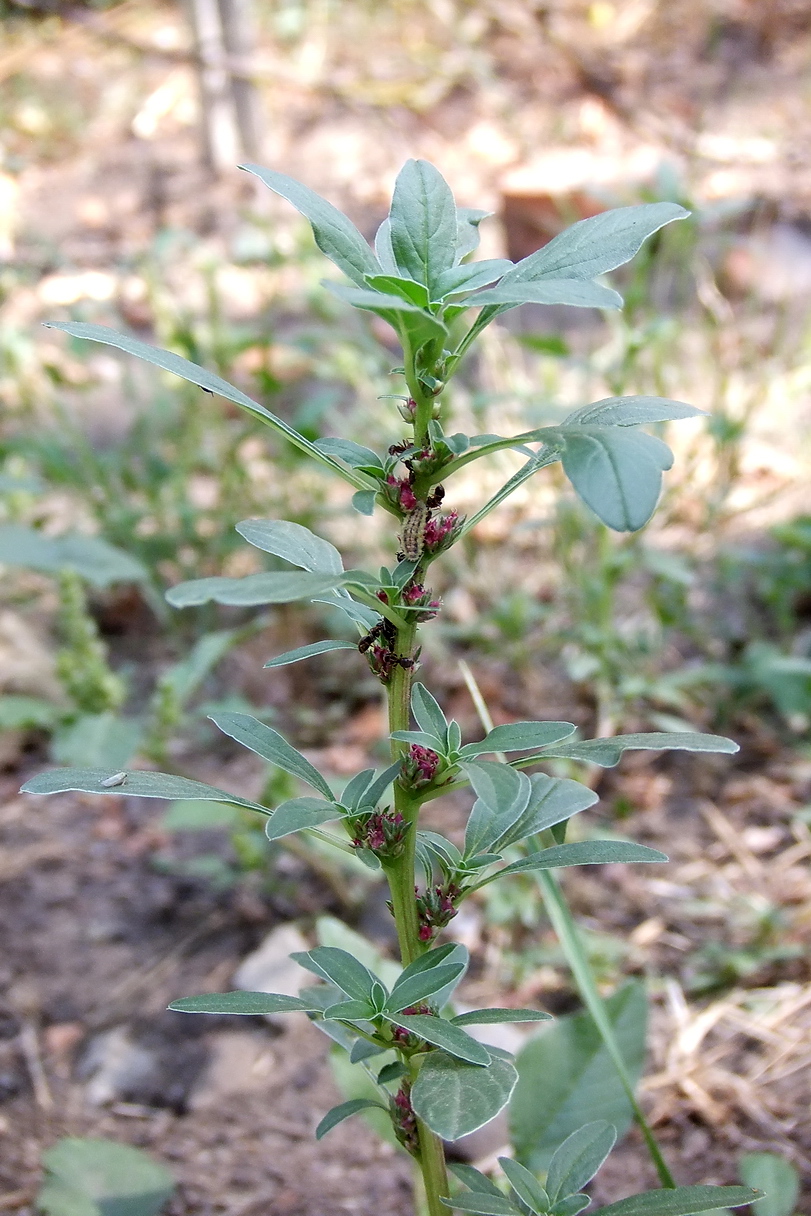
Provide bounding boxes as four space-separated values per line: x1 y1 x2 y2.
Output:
411 1048 518 1140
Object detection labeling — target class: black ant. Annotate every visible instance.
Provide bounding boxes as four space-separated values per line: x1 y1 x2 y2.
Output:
358 617 396 654
426 484 445 509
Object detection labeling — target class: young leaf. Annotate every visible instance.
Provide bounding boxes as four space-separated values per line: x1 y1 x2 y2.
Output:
208 711 334 799
374 217 398 273
295 946 379 1002
471 280 622 311
0 525 148 588
460 721 576 758
464 762 532 857
365 274 432 308
448 1164 505 1198
351 490 377 516
451 1009 552 1026
240 163 380 287
455 207 492 261
359 761 403 810
386 1014 491 1065
339 768 377 811
535 732 739 767
393 733 450 758
739 1152 799 1216
235 519 343 574
264 640 358 668
315 1098 387 1140
411 683 450 742
442 1196 521 1216
313 438 385 472
20 768 268 813
552 1196 590 1216
44 323 372 490
476 841 667 886
561 397 705 428
168 991 317 1015
377 1060 408 1084
496 775 598 850
504 203 689 284
38 1138 174 1216
545 1122 617 1204
264 797 342 841
389 159 457 291
510 983 647 1172
384 963 467 1014
592 1187 762 1216
411 1048 518 1140
499 1156 550 1215
322 999 376 1021
166 571 343 607
433 259 513 298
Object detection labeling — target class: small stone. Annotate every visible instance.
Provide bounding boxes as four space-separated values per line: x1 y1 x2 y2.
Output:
78 1026 158 1106
189 1031 275 1109
233 924 311 1027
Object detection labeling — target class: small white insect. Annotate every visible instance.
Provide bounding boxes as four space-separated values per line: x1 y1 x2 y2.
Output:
101 772 127 788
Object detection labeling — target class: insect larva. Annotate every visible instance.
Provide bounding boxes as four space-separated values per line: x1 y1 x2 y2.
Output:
101 772 127 788
399 503 429 562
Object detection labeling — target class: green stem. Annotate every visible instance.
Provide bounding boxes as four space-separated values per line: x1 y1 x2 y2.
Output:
534 859 677 1189
384 619 450 1210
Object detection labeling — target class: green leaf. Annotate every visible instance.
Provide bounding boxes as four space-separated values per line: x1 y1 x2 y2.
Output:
294 946 379 1002
358 761 402 810
374 218 398 272
391 729 447 750
44 323 371 491
411 683 450 742
365 273 432 308
558 427 674 533
412 1048 518 1140
479 841 667 886
264 797 342 841
464 762 532 857
442 1195 521 1216
432 259 513 298
323 999 376 1021
456 207 492 261
384 963 467 1014
168 991 316 1015
471 280 622 310
352 490 377 516
235 519 343 574
561 397 706 428
313 438 385 472
389 942 469 1011
499 1157 550 1215
592 1187 762 1216
315 1098 387 1140
0 525 147 588
387 1014 491 1065
38 1138 174 1216
452 1008 552 1026
552 1196 590 1216
546 1122 617 1203
497 775 598 850
240 163 380 287
326 282 434 317
449 1164 505 1198
208 711 334 799
460 721 576 758
739 1152 800 1216
20 768 267 813
389 159 457 291
0 695 61 731
377 1060 408 1084
537 732 739 767
51 714 142 770
264 640 358 668
506 203 689 283
166 571 344 607
510 983 647 1173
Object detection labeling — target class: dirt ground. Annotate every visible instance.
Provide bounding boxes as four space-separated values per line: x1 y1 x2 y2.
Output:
2 1 811 1212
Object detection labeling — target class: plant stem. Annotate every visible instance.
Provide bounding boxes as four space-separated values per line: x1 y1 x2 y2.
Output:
384 617 450 1211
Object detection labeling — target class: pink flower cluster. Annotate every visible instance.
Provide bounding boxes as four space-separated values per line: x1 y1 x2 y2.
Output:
406 743 441 785
424 509 460 551
415 882 460 942
403 583 441 620
386 474 417 512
